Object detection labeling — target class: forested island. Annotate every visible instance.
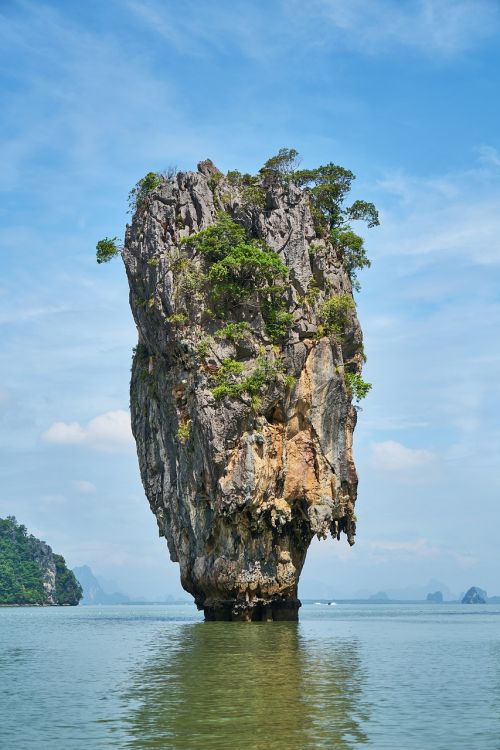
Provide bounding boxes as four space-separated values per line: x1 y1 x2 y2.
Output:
0 516 82 605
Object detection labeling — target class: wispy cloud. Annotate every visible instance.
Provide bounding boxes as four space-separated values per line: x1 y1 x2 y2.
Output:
124 0 500 63
364 537 479 567
124 0 276 63
367 537 437 557
0 1 204 196
42 410 134 452
477 145 500 168
372 159 500 265
300 0 500 56
0 304 68 325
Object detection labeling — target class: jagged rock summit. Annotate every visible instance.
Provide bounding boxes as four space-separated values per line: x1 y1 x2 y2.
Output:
122 153 374 620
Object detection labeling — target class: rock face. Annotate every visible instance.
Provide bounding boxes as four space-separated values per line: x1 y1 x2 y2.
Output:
124 161 365 621
462 586 487 604
32 539 58 604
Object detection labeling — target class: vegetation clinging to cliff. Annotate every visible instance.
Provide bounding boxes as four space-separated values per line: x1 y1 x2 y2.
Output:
128 171 163 212
54 554 83 605
181 212 291 342
96 150 377 293
211 353 282 404
344 371 372 403
256 148 378 291
96 237 121 264
0 517 46 604
0 517 82 605
98 150 377 410
318 294 355 338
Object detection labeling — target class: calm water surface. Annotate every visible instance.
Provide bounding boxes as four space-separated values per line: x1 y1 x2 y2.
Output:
1 603 499 749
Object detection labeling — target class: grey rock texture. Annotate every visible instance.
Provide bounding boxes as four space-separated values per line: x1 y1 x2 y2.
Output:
32 540 57 605
123 160 365 620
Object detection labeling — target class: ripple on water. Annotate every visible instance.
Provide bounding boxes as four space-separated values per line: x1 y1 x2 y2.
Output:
1 603 500 749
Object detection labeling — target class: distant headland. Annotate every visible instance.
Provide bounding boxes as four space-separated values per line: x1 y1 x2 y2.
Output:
0 516 82 606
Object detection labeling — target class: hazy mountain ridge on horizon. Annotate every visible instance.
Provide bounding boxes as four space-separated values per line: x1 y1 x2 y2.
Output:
73 567 500 604
73 565 130 605
299 577 461 602
73 564 500 605
72 565 192 604
300 578 500 603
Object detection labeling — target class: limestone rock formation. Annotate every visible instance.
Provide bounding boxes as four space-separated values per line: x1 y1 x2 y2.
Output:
461 586 487 604
123 158 370 620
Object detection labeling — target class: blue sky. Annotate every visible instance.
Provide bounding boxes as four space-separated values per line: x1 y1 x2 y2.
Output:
1 0 500 599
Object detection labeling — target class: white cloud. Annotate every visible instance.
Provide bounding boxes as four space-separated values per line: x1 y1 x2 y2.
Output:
74 480 96 493
42 410 134 452
477 145 500 168
43 421 86 444
370 440 434 471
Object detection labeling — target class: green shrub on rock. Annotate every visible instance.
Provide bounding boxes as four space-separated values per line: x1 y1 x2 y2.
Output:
259 148 300 183
261 304 294 342
128 171 163 213
318 294 355 337
211 353 282 405
181 212 246 262
258 148 378 291
177 420 192 445
166 312 188 326
96 237 121 264
330 228 371 292
215 322 251 342
181 213 292 343
344 371 372 403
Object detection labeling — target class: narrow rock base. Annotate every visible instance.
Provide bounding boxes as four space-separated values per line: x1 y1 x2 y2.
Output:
203 599 301 622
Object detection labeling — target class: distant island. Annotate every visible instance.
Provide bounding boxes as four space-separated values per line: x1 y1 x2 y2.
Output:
426 591 443 603
369 591 390 601
0 516 82 606
461 586 500 604
462 586 487 604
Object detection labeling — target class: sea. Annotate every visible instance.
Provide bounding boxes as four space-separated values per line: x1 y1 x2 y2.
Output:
1 602 499 749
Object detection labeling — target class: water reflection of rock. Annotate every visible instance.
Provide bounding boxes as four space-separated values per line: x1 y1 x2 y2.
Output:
122 623 369 749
